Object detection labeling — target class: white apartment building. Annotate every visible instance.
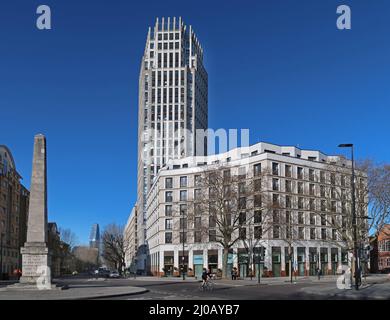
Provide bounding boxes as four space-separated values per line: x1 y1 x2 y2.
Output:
136 17 208 272
124 206 138 271
145 141 366 278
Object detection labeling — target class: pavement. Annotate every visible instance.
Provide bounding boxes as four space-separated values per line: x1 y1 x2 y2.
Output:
300 274 390 300
0 281 147 300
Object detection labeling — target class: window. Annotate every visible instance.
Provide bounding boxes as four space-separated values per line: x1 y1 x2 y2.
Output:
332 229 337 240
209 215 216 228
331 187 336 199
195 203 202 215
331 201 336 213
194 189 201 200
254 210 262 224
321 228 327 240
309 198 315 211
180 176 187 187
298 197 304 209
238 167 246 179
285 165 292 177
239 227 246 240
165 219 173 230
180 204 187 215
254 226 262 239
285 211 290 224
342 202 347 214
165 232 172 244
273 210 280 223
180 232 187 243
297 167 304 180
330 173 336 185
321 214 326 226
194 231 202 243
285 180 292 193
298 212 304 224
272 163 279 176
253 163 261 177
319 171 325 183
310 228 316 240
165 205 172 216
285 196 291 208
309 169 315 181
165 191 173 202
273 226 280 239
239 212 246 225
273 194 279 206
298 182 304 194
254 194 262 207
239 182 246 194
298 227 304 239
310 213 316 225
321 200 326 212
165 177 173 188
309 184 315 196
272 178 279 191
223 169 231 181
194 175 202 186
254 178 262 192
320 185 326 197
239 197 246 209
209 229 216 242
180 217 187 229
180 190 187 201
195 217 202 229
341 175 346 187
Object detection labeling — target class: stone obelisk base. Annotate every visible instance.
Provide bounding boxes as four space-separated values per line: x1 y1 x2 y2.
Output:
18 242 52 289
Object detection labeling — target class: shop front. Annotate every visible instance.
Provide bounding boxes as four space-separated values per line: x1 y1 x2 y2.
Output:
163 252 174 276
208 250 218 273
238 249 249 278
284 247 294 277
227 251 234 276
272 247 281 277
297 247 306 276
179 252 188 276
193 251 204 279
320 248 328 274
309 248 318 276
331 248 338 275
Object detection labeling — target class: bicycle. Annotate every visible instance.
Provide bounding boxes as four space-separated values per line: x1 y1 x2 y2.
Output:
199 279 214 292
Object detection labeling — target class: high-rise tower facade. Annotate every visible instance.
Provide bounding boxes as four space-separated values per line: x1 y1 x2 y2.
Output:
136 17 208 272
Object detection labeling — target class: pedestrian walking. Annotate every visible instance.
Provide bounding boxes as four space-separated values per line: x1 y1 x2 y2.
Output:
317 268 321 280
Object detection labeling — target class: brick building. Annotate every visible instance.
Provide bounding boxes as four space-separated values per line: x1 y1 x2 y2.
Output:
0 145 29 279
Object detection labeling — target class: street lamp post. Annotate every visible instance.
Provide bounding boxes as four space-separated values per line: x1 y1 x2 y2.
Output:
0 233 4 281
338 143 359 290
182 219 185 280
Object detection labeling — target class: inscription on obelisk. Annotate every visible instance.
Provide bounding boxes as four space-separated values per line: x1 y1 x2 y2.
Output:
19 134 51 289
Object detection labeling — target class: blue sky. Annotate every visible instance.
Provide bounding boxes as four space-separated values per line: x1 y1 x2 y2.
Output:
0 0 389 244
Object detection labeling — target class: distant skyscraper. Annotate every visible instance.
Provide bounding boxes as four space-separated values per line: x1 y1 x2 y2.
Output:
89 223 100 249
136 17 208 272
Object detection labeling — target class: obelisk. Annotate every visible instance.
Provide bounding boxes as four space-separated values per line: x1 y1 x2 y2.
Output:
19 134 51 289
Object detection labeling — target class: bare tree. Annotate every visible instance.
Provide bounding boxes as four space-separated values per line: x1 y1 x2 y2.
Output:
59 228 78 249
311 159 390 274
102 224 129 274
186 165 274 279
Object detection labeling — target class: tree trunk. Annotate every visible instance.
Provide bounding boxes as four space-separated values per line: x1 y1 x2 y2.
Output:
222 247 229 279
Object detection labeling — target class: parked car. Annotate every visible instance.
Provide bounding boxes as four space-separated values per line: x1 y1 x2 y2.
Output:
109 270 120 278
95 268 110 278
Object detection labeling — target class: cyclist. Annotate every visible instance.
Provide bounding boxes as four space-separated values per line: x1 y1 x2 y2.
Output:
201 268 211 289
